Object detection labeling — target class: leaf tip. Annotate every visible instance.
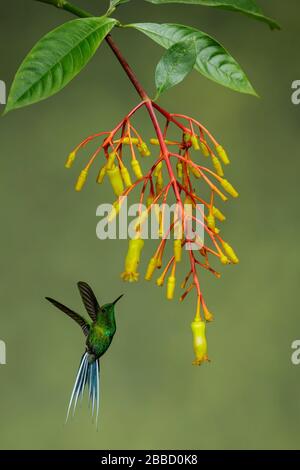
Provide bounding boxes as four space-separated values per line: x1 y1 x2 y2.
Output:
2 103 11 117
249 85 259 98
269 20 281 31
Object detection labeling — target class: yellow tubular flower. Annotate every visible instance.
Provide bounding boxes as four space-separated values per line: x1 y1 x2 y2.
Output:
156 274 164 287
212 155 224 177
121 238 144 282
191 165 202 179
122 137 139 145
173 239 182 263
176 162 183 179
96 166 107 184
216 145 230 165
75 169 88 192
219 192 228 202
213 206 226 222
156 171 164 193
221 179 239 198
207 214 216 231
107 165 124 196
131 159 143 179
153 161 163 177
158 212 164 238
222 241 239 264
166 275 176 300
65 150 77 169
153 205 161 236
138 142 151 157
191 135 200 151
200 142 210 157
150 138 173 146
203 304 214 322
191 319 209 366
120 165 132 188
145 257 157 281
220 255 230 265
106 152 116 170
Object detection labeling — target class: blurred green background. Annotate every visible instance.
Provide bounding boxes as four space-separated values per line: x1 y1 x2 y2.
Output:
0 0 300 450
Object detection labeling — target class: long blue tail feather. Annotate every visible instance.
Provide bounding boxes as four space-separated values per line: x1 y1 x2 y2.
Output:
66 352 100 425
72 357 88 416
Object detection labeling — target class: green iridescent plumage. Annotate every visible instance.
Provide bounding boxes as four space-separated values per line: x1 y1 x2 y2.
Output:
86 303 117 360
46 282 123 424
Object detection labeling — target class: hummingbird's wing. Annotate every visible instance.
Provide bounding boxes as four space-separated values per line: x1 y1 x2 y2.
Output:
77 282 101 322
45 297 90 336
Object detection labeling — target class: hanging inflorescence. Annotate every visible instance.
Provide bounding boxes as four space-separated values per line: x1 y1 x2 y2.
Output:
65 99 239 365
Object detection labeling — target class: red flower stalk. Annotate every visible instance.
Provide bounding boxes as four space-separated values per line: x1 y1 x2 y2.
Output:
65 36 239 365
66 96 239 364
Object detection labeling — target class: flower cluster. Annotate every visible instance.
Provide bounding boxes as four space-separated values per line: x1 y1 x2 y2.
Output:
65 99 239 365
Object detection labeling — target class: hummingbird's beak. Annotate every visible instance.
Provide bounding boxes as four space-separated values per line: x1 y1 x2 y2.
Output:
113 294 124 306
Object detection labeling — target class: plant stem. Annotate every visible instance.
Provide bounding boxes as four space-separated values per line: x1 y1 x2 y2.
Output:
105 35 149 101
35 0 90 17
102 37 182 203
62 1 90 18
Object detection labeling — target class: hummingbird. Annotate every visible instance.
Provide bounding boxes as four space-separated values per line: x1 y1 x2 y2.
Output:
45 281 123 424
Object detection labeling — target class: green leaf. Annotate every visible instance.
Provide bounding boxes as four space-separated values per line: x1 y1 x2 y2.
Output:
145 0 280 30
5 17 117 114
110 0 131 7
108 0 131 14
155 39 197 97
129 22 256 95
